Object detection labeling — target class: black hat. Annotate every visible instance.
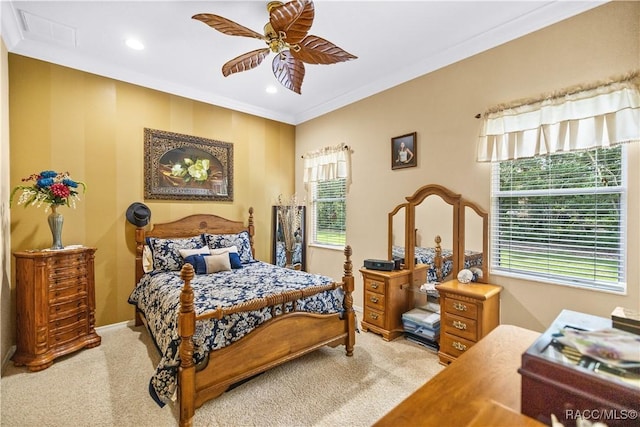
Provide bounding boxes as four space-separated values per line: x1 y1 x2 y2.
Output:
126 202 151 227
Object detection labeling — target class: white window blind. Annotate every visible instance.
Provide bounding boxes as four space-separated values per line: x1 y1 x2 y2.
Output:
311 179 346 247
491 146 626 293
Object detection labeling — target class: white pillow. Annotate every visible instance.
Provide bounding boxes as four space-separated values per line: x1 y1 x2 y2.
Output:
179 247 211 258
210 245 238 255
142 246 153 273
204 253 231 273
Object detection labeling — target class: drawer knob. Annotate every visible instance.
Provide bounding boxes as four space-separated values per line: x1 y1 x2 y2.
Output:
453 302 467 311
369 296 379 303
369 313 379 320
453 320 467 330
370 282 379 289
452 341 467 351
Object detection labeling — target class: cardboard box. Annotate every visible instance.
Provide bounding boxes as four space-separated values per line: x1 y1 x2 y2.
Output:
612 306 640 335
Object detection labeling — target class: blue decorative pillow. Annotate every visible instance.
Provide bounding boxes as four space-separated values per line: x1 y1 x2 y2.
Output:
146 235 206 272
204 231 254 264
184 253 239 274
183 254 208 275
229 252 243 269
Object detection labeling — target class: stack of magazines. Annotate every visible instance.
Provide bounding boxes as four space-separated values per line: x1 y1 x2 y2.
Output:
402 307 440 351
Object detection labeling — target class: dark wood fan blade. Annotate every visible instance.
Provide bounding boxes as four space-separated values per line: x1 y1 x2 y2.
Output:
272 50 305 94
192 13 264 40
291 35 357 65
269 0 314 44
222 48 271 77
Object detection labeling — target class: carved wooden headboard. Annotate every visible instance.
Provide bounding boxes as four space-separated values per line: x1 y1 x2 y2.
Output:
133 208 255 286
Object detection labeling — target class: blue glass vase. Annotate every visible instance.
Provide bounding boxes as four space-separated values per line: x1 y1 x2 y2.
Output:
48 205 64 250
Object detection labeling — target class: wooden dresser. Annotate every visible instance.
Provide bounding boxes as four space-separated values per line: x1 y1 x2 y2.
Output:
13 247 101 371
360 265 427 341
435 279 502 365
374 324 543 426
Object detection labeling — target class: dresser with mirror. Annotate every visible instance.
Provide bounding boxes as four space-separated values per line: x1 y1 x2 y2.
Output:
361 183 502 364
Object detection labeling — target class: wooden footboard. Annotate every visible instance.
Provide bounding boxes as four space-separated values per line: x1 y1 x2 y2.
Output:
178 246 355 427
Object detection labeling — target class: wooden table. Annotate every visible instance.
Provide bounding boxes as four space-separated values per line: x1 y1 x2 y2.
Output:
374 324 544 426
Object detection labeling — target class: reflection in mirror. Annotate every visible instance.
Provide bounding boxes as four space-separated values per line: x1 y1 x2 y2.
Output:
415 196 453 256
460 201 489 283
405 184 461 284
415 196 455 282
272 206 306 271
388 203 406 262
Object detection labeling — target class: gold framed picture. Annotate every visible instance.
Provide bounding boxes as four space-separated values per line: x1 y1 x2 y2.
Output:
144 128 233 201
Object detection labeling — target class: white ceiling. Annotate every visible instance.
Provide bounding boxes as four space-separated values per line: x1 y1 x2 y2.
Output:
1 1 606 125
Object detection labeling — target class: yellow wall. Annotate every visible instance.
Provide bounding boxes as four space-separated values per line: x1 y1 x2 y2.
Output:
296 1 640 331
8 55 296 327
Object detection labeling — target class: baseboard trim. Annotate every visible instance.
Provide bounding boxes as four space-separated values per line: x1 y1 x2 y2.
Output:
95 320 136 333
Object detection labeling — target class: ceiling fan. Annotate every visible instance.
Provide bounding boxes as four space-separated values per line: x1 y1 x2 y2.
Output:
193 0 357 94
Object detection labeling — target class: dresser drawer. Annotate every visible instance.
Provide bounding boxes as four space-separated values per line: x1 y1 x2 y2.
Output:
50 323 88 348
49 297 87 318
363 308 385 328
49 280 87 301
50 312 88 331
49 253 86 267
49 265 88 282
364 277 385 295
443 297 478 320
442 312 478 342
365 290 386 311
440 332 475 358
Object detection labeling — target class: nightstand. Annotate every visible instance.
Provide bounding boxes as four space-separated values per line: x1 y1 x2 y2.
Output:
12 247 101 371
435 279 502 365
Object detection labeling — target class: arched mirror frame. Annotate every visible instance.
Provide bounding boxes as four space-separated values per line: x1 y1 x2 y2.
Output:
405 184 461 274
459 199 490 283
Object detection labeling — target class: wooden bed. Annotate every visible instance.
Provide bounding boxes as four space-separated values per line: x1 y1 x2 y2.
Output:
132 208 355 427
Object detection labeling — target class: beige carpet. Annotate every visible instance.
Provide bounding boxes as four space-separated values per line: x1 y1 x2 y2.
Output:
1 319 443 427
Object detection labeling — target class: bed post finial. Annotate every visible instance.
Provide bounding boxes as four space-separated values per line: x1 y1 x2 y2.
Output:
434 235 443 282
247 207 255 259
179 263 196 427
342 245 355 356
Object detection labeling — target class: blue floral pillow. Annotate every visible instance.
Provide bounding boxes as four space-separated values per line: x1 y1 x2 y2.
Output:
146 235 206 272
203 231 254 264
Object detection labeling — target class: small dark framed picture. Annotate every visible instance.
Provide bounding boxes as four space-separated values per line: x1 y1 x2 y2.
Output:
391 132 417 170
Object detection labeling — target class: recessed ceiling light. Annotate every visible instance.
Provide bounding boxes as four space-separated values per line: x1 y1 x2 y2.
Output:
125 38 144 50
266 85 278 94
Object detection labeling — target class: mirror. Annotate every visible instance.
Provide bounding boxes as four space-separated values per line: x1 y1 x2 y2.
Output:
272 205 306 271
388 203 407 262
386 184 490 285
460 200 489 283
405 185 461 283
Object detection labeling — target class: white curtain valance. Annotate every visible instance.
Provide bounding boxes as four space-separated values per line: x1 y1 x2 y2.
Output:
302 143 352 187
477 73 640 162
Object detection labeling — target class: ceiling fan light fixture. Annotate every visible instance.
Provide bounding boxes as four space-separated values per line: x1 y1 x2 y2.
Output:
193 0 356 94
266 85 278 94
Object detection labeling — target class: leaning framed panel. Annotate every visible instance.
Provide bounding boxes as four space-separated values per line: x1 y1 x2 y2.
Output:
144 128 233 201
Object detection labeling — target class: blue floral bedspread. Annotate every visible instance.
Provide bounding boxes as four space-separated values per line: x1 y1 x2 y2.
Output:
128 261 344 405
392 246 483 282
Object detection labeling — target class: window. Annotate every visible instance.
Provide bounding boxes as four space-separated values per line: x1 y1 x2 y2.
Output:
310 178 346 247
491 146 626 293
